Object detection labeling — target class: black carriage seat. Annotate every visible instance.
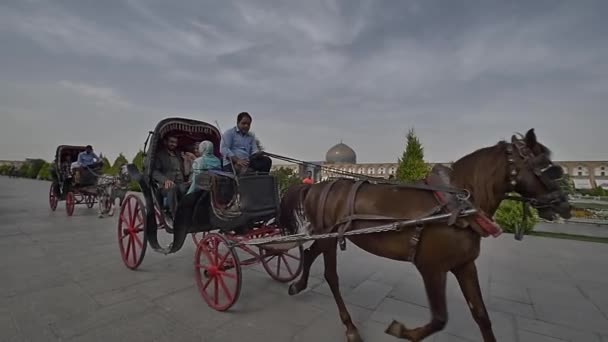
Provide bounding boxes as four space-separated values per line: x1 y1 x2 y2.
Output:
206 172 278 230
237 174 279 220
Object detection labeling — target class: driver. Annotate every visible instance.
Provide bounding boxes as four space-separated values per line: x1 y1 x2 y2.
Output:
152 134 190 218
220 112 272 175
77 145 102 169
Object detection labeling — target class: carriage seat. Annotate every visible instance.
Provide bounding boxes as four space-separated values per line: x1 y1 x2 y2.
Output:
207 172 278 222
237 174 279 219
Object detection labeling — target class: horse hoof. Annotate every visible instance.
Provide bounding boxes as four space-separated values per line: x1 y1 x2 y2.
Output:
385 320 405 338
346 330 363 342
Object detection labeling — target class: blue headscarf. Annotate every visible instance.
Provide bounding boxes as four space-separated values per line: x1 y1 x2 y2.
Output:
188 140 221 194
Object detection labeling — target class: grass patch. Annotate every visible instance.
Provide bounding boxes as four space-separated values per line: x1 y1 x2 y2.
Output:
527 231 608 244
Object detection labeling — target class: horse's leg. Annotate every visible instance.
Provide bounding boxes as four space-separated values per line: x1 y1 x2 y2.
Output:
452 261 496 342
322 240 362 342
385 270 448 341
288 240 323 295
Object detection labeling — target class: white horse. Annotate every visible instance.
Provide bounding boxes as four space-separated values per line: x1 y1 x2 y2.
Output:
97 165 131 218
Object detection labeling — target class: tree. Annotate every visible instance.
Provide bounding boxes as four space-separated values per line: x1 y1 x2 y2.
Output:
395 128 430 182
37 162 52 180
112 153 129 175
271 167 301 196
25 159 46 179
558 174 575 195
132 150 145 172
494 196 539 235
101 156 113 175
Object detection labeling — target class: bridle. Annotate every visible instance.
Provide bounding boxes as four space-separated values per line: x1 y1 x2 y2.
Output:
504 136 566 240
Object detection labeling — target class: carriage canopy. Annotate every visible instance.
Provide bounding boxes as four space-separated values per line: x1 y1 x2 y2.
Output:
143 117 223 181
54 145 87 167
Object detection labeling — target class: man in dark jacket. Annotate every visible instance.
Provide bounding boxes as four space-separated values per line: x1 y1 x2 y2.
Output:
152 134 189 219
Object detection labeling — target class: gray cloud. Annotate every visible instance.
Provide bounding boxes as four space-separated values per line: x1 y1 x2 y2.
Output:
0 0 606 163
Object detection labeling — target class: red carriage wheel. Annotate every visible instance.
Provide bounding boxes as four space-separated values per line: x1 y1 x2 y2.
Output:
191 232 207 246
49 184 58 211
117 194 147 269
194 233 242 311
260 244 304 283
65 192 75 216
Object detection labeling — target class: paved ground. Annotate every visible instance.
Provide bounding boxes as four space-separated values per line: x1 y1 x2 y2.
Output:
2 176 608 342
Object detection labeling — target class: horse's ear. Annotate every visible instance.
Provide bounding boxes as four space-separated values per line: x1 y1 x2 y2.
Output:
524 128 537 148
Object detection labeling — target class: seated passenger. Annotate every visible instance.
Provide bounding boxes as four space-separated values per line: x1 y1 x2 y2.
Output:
220 112 272 175
152 134 189 218
77 145 103 169
187 140 222 195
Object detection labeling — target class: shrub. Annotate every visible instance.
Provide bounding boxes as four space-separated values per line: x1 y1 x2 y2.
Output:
494 197 539 234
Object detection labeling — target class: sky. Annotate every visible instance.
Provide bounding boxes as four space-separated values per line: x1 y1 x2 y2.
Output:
1 0 607 163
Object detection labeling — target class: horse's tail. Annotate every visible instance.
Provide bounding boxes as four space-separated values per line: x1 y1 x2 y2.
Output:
278 183 312 236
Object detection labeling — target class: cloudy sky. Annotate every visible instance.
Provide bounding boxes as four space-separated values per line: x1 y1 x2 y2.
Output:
1 0 606 163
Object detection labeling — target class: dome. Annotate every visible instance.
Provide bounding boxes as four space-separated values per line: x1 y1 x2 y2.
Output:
325 142 356 164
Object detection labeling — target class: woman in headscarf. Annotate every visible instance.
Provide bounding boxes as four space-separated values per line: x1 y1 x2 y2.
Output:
187 140 221 194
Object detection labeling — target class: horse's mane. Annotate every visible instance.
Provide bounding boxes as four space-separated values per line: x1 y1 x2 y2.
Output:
450 141 510 215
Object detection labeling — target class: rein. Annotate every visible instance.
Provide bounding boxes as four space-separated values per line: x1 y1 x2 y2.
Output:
263 151 470 196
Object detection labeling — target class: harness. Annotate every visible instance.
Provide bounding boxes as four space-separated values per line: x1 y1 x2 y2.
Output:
309 137 565 262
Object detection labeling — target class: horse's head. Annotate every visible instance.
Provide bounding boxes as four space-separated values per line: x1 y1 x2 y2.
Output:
507 128 571 221
118 164 131 185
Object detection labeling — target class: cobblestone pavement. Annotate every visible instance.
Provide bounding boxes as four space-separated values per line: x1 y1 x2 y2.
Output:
2 177 608 341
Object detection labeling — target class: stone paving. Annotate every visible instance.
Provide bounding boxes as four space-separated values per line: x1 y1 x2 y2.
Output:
1 176 608 341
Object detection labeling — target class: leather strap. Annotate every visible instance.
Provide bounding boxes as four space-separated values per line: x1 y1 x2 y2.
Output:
336 180 367 250
316 180 338 231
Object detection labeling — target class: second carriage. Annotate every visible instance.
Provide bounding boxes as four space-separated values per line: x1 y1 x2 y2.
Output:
118 117 304 311
49 145 103 216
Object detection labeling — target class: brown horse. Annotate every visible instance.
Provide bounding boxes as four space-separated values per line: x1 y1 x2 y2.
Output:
277 129 571 342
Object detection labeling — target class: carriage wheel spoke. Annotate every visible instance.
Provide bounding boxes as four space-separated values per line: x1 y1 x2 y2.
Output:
132 201 139 225
201 274 213 291
276 254 282 276
133 233 143 249
130 236 137 265
218 271 236 279
125 235 132 260
282 252 300 261
281 255 294 276
218 275 232 300
127 202 133 224
213 277 219 305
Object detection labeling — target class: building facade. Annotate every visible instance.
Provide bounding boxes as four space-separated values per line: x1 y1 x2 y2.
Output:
271 142 608 190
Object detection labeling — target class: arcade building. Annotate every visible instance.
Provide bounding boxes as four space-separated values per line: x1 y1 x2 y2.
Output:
271 142 608 190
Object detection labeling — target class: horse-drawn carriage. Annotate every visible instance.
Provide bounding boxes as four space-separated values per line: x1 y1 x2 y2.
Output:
116 119 572 341
118 117 303 310
49 145 102 216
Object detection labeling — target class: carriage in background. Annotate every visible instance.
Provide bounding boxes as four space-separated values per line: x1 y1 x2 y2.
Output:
48 145 104 216
118 117 303 311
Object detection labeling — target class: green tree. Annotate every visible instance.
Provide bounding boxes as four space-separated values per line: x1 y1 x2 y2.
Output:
37 162 52 180
112 153 129 173
271 167 301 196
494 196 539 235
101 156 113 174
396 128 430 182
0 165 11 175
25 159 46 179
558 174 575 195
18 163 29 178
132 150 145 171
